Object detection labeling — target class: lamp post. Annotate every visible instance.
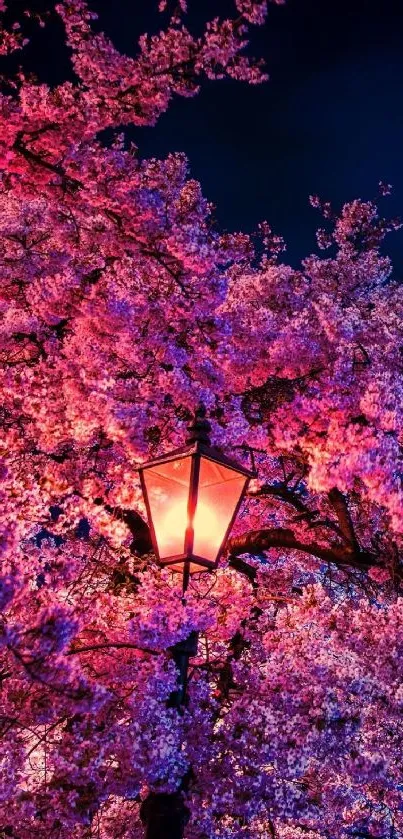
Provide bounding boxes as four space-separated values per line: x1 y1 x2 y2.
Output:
138 404 255 838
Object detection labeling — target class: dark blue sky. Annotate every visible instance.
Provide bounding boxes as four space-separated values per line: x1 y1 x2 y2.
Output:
133 0 403 270
129 0 403 270
5 0 403 269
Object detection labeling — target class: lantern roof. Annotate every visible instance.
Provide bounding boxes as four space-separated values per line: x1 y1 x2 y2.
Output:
139 403 256 479
139 440 256 479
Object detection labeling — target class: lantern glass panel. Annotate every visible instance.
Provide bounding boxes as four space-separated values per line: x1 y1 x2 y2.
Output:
143 456 191 559
193 456 247 563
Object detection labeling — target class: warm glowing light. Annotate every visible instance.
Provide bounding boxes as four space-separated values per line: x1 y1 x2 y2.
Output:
160 498 220 549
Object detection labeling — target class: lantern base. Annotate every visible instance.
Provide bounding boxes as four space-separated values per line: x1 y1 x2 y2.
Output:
170 561 211 574
159 554 216 574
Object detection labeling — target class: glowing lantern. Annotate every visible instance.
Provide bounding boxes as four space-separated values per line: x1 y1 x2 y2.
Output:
139 405 255 579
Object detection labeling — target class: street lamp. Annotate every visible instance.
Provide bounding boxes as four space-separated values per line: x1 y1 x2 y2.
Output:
139 404 255 592
138 405 255 839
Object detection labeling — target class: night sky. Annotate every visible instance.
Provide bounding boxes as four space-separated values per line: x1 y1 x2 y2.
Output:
6 0 403 270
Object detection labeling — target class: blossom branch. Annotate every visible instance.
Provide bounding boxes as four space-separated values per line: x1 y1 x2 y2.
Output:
227 526 377 570
67 642 159 656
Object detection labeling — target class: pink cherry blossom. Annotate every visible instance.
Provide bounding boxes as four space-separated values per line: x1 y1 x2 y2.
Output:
1 2 403 837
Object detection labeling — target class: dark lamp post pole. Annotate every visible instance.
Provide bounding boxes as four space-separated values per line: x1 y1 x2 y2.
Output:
139 405 255 838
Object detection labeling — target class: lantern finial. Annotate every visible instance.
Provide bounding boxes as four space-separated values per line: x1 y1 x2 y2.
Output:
186 403 211 446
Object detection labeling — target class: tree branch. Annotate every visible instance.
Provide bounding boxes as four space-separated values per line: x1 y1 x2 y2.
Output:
250 482 308 513
228 526 376 570
328 488 360 551
67 642 159 656
228 555 257 583
14 132 81 191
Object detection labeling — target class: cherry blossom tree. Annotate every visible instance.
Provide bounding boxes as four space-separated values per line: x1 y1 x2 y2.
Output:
1 2 403 838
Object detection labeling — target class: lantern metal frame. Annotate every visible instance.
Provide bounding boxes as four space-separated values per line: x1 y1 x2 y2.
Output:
138 406 256 581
